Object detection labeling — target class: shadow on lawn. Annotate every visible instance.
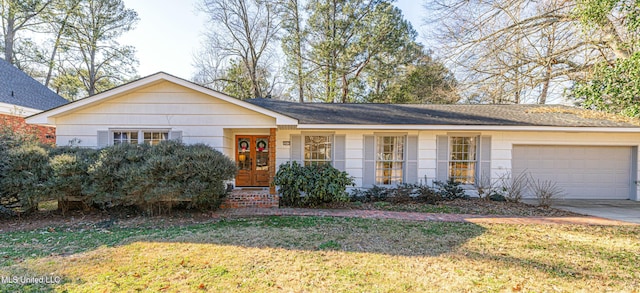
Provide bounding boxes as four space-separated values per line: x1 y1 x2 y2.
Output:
151 216 489 257
0 215 488 292
3 216 638 292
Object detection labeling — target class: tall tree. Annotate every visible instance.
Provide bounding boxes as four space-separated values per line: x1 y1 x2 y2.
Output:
305 0 422 103
40 0 82 87
218 58 273 99
369 52 459 104
194 0 280 99
280 0 306 102
424 0 599 104
0 0 53 66
571 0 640 117
63 0 138 96
574 0 639 59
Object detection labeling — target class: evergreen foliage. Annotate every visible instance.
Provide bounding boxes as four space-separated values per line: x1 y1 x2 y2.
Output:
0 137 237 215
273 161 354 207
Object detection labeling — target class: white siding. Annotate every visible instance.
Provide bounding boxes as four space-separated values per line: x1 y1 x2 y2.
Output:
54 81 276 149
48 80 640 201
276 130 421 188
0 102 41 116
276 129 640 200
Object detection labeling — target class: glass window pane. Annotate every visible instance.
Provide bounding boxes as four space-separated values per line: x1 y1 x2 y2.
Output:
449 136 478 184
304 135 333 165
375 136 405 185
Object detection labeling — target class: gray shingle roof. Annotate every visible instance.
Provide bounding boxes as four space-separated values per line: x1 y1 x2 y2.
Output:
246 98 640 127
0 58 68 111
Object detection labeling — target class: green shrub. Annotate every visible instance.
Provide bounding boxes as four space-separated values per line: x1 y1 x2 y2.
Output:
412 184 441 204
488 191 506 202
86 143 150 209
364 185 391 202
87 141 236 214
272 161 305 207
273 162 354 207
434 178 467 200
0 126 41 211
1 136 236 216
47 147 99 212
132 141 237 213
350 183 440 204
0 143 52 212
302 164 354 206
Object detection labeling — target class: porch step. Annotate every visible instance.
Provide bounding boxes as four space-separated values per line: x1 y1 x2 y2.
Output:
220 189 279 209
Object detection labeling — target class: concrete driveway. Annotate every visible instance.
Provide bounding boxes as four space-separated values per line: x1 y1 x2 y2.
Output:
552 200 640 224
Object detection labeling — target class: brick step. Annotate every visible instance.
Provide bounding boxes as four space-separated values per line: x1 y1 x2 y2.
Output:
220 189 279 209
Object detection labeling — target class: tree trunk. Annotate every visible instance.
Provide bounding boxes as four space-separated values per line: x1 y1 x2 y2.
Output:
88 47 96 96
341 74 348 103
539 63 552 104
45 1 79 87
4 15 15 64
295 28 304 102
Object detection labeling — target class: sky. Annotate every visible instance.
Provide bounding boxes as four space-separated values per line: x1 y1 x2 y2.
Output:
119 0 427 79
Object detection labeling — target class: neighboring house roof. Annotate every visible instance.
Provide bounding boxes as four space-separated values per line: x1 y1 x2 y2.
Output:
246 98 640 128
0 58 68 112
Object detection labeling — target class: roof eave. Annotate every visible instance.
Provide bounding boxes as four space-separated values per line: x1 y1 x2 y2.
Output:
0 102 42 117
295 124 640 132
26 72 299 126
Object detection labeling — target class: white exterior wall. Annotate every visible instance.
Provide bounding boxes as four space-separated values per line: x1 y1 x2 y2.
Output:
0 102 41 117
53 81 276 149
488 131 640 201
276 130 420 187
42 78 640 200
276 129 640 200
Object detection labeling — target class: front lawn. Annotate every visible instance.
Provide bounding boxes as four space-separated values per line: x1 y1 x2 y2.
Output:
0 216 638 292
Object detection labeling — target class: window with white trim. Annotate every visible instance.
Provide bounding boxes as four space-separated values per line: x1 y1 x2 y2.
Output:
449 136 477 184
376 136 405 185
143 131 168 145
304 135 332 166
112 130 168 145
113 131 139 145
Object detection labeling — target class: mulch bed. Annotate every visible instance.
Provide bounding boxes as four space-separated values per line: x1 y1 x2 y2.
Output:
435 198 579 217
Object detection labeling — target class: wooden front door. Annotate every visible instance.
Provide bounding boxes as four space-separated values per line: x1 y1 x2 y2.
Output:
235 135 270 187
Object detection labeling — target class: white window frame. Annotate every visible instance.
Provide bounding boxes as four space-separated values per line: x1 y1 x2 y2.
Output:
113 130 139 145
449 136 479 185
375 135 406 186
111 129 170 146
303 134 334 166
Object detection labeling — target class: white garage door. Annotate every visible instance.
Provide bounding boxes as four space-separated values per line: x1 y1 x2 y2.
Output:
512 145 633 199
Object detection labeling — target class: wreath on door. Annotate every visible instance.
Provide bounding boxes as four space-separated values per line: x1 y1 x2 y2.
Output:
257 140 267 151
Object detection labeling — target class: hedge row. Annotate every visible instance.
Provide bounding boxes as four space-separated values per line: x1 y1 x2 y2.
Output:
0 139 237 215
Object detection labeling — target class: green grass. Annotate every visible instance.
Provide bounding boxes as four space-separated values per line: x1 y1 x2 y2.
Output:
0 216 638 292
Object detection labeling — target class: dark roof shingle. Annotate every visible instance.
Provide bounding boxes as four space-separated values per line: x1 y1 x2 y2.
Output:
0 58 68 111
246 98 640 128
